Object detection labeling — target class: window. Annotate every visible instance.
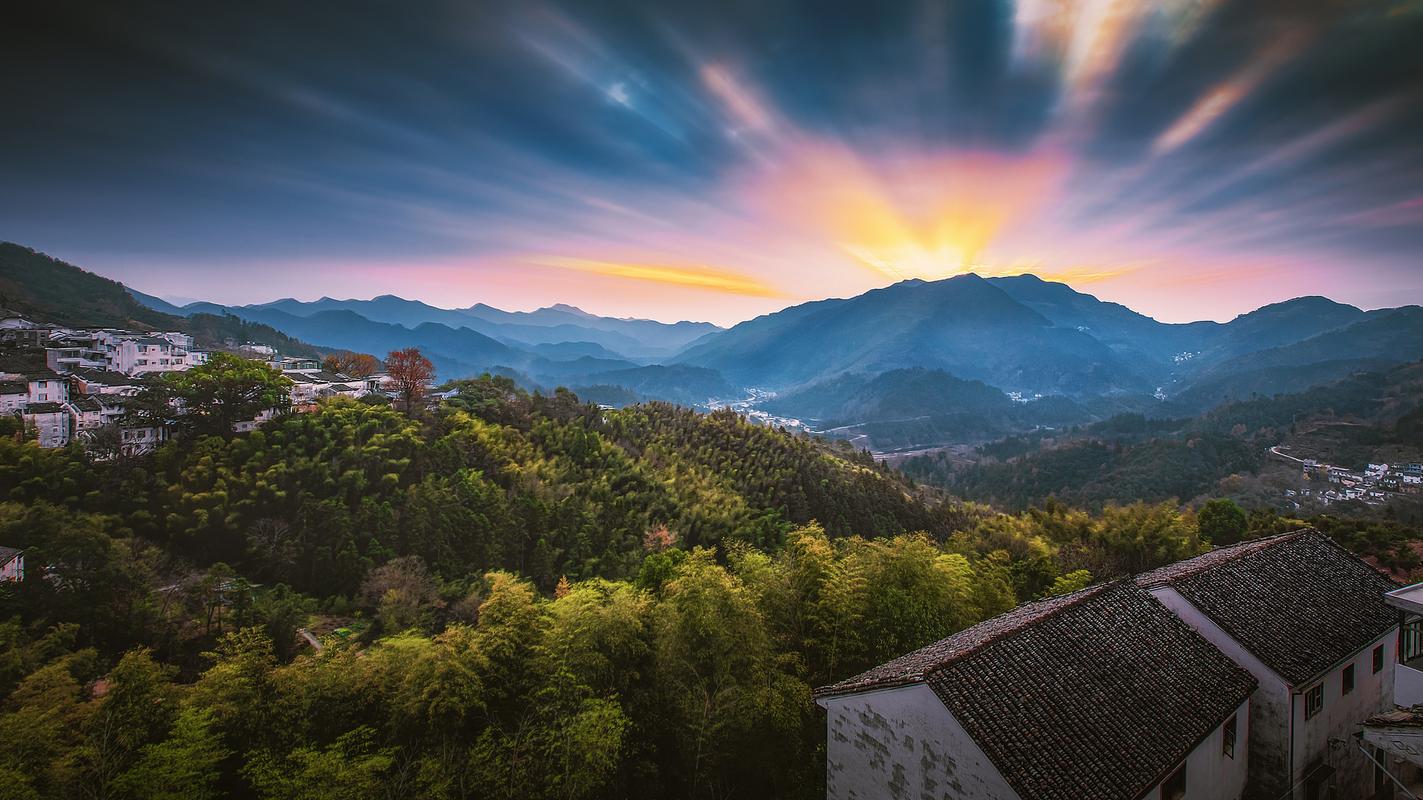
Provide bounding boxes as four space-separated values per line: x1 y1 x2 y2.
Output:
1223 714 1237 759
1343 664 1356 695
1162 763 1187 800
1374 644 1385 674
1305 684 1324 720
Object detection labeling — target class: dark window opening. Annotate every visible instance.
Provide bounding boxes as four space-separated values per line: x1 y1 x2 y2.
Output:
1163 763 1187 800
1343 664 1356 695
1374 644 1385 674
1223 714 1237 759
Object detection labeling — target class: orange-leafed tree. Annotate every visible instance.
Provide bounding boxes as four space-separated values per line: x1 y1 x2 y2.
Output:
386 347 434 416
322 350 381 378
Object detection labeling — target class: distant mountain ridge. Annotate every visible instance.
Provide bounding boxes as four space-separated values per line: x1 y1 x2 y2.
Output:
674 275 1155 394
179 294 721 360
676 273 1422 404
8 241 1420 434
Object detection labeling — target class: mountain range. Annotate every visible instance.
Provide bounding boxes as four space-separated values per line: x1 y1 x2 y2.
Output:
6 241 1422 450
134 291 720 361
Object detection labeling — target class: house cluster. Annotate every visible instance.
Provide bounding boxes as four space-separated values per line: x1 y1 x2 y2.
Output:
1297 458 1423 506
816 530 1422 800
1 311 393 451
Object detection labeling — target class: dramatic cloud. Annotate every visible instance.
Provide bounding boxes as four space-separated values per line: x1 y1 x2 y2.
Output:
2 0 1420 323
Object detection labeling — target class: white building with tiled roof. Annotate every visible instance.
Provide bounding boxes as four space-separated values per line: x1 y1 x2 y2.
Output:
22 402 70 447
817 530 1400 800
815 582 1256 800
0 546 22 582
1138 531 1398 800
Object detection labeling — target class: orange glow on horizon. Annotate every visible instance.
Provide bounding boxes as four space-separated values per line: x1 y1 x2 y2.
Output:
748 142 1071 282
527 256 787 298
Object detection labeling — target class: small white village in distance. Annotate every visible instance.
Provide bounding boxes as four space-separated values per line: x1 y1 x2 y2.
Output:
0 309 396 453
1270 445 1423 508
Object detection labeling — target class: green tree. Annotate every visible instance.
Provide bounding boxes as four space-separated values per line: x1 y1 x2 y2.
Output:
1198 498 1249 546
1047 569 1094 596
243 727 394 800
651 549 803 799
114 708 229 800
133 352 292 438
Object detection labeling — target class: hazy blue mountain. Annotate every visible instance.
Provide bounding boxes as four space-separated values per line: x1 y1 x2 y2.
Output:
522 355 643 382
525 340 626 360
113 255 1416 421
124 287 189 317
1188 296 1368 366
232 294 719 358
1185 306 1423 384
572 364 735 406
463 301 720 343
674 274 1153 395
987 274 1210 361
1168 358 1401 412
228 307 522 378
761 368 1011 423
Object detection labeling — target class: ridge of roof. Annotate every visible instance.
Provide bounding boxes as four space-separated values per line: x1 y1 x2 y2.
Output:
924 582 1257 800
1135 529 1308 587
1146 529 1397 685
814 581 1115 698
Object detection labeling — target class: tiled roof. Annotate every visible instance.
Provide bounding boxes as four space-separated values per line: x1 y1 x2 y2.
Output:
819 583 1256 800
0 546 20 564
817 584 1110 695
24 402 67 414
69 396 103 412
0 381 25 395
1138 529 1398 685
72 369 136 386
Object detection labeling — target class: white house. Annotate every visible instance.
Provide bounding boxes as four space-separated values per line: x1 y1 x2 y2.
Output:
22 402 70 448
70 368 140 397
0 546 22 582
1137 531 1399 799
45 330 111 372
0 381 26 413
814 582 1257 800
44 329 208 377
118 424 167 455
282 369 366 409
24 371 68 405
67 394 131 435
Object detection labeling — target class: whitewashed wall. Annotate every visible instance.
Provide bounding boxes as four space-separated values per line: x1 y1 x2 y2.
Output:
1291 629 1396 800
818 683 1022 800
1136 697 1251 800
1148 585 1294 798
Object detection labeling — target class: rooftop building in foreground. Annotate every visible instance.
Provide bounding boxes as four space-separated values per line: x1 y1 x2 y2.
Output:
816 530 1400 800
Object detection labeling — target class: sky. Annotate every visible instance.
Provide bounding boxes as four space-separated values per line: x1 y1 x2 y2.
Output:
3 0 1422 326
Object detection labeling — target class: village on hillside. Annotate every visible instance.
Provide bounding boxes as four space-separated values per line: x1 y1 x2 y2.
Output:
0 309 397 452
1271 445 1423 507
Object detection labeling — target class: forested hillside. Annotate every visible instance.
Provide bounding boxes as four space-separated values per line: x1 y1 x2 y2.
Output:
0 372 1243 800
902 362 1423 511
0 243 325 359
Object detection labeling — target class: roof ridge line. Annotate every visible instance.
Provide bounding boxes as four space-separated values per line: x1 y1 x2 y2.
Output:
813 581 1124 698
923 581 1122 676
1137 529 1310 587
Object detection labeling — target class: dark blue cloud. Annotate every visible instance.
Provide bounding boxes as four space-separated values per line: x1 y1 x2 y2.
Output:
1 0 1420 317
